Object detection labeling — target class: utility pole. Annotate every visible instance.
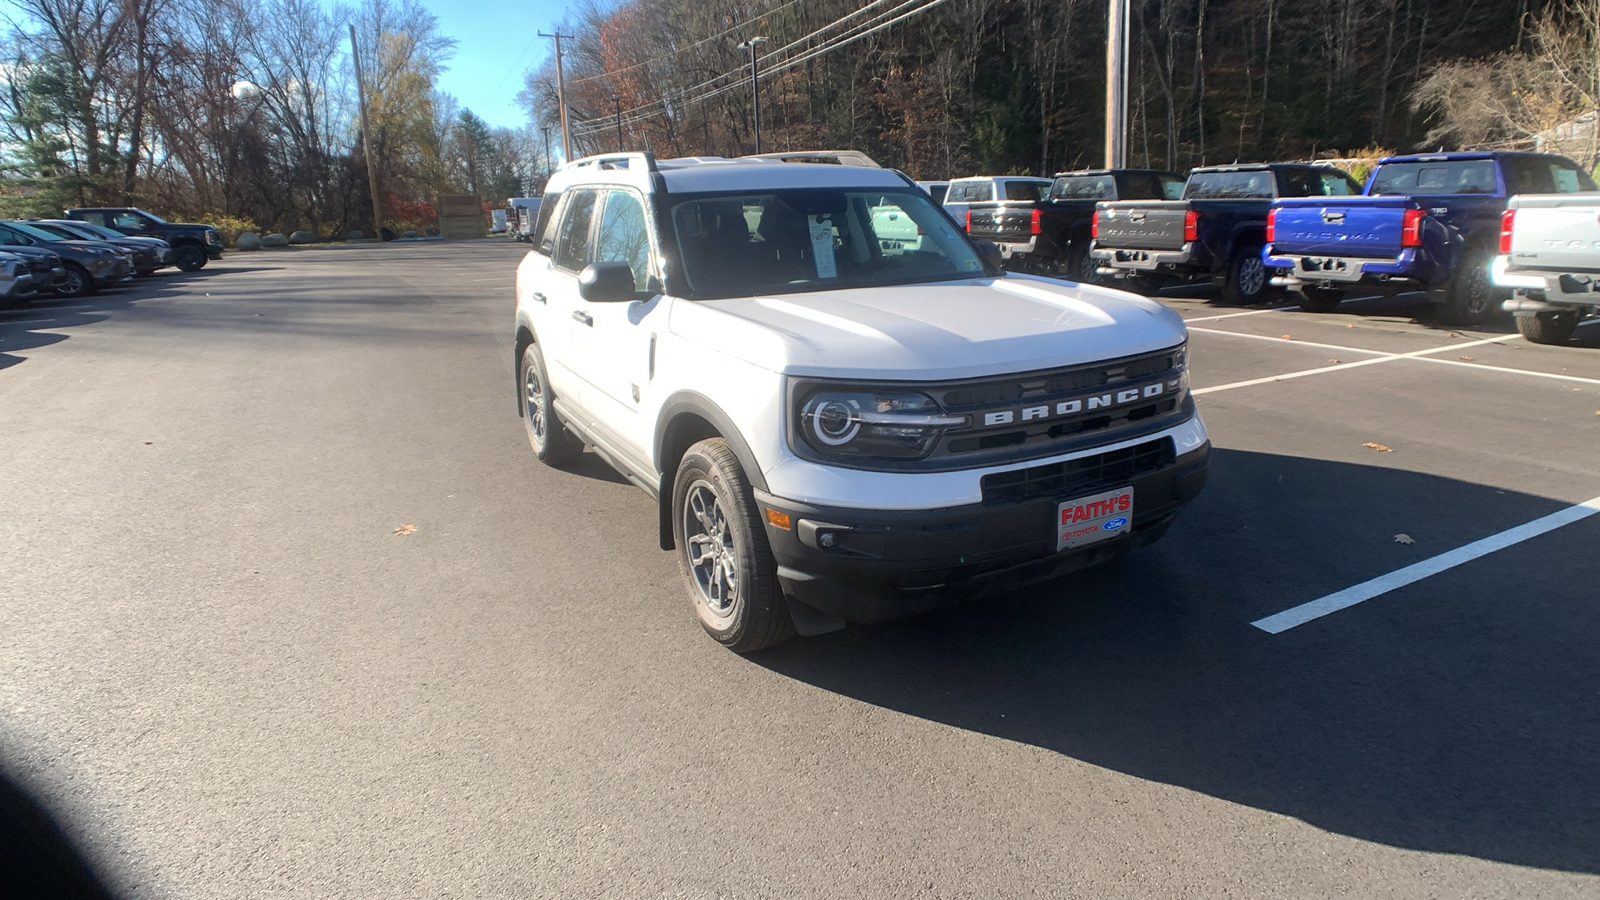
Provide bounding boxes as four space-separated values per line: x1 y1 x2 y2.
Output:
737 36 767 154
1104 0 1130 168
350 24 384 238
540 125 552 190
612 95 623 151
540 32 573 162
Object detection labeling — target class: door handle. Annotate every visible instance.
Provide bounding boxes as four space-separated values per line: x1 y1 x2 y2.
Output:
572 310 593 326
531 292 546 304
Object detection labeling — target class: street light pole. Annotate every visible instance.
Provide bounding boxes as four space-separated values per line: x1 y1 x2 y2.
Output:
1104 0 1130 168
612 95 623 152
737 37 767 154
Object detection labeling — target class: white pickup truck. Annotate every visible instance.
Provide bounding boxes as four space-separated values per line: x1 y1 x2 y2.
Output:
1492 194 1600 344
513 151 1210 651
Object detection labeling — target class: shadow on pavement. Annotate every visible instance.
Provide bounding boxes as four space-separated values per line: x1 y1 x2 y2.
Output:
753 448 1600 874
0 767 119 899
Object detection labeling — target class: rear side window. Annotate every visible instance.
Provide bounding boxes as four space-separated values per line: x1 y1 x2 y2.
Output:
1159 175 1185 199
1369 160 1498 195
1278 168 1359 197
1050 175 1116 200
946 182 992 203
1184 171 1275 199
552 190 598 272
1505 157 1597 194
532 191 561 254
77 211 106 227
926 184 948 204
1004 181 1047 201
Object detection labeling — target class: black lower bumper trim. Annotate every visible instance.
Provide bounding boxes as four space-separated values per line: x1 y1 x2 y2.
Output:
756 441 1209 624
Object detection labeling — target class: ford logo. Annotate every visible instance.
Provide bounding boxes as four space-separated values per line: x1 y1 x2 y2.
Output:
1103 517 1129 531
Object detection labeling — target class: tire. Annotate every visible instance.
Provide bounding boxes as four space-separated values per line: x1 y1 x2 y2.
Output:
1220 244 1269 305
1069 247 1098 285
1438 248 1500 326
518 343 582 467
1514 309 1579 345
54 263 93 298
672 438 795 653
173 245 207 272
1297 287 1343 313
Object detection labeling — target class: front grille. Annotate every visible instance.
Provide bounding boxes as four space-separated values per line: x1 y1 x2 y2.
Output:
980 438 1174 506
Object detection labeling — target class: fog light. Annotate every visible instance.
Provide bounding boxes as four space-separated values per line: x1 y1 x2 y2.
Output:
818 531 837 548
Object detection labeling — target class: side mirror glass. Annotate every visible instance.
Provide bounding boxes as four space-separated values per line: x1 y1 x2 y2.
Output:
974 240 1004 271
578 261 638 302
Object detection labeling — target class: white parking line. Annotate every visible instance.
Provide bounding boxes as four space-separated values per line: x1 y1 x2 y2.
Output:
1191 333 1515 396
0 319 56 326
1183 307 1291 324
1411 356 1600 387
1252 494 1600 634
1 305 94 314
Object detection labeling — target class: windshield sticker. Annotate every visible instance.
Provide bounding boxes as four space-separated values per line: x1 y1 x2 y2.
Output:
808 215 838 279
960 256 983 271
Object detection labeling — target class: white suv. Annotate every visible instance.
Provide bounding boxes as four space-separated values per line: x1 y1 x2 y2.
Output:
514 152 1210 652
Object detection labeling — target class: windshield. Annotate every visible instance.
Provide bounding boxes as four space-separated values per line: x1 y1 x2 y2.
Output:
669 188 992 298
63 221 124 240
6 221 76 242
134 208 167 223
1184 171 1276 199
29 222 81 240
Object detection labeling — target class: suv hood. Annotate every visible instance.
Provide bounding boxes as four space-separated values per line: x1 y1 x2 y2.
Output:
671 275 1188 380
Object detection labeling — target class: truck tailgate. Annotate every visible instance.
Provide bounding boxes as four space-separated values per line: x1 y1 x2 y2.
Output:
1095 201 1187 251
1508 194 1600 273
1270 196 1416 258
966 203 1035 241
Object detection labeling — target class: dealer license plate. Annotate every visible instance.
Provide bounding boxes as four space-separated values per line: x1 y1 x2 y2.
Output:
1057 486 1134 551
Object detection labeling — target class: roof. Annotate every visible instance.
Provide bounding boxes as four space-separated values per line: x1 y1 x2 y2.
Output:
1377 151 1566 164
1190 162 1346 173
947 175 1052 183
547 150 912 195
1051 168 1181 178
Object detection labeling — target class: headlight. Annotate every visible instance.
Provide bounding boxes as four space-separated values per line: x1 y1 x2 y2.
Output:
794 385 965 461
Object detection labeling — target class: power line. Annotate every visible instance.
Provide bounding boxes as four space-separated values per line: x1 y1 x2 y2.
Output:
566 0 809 89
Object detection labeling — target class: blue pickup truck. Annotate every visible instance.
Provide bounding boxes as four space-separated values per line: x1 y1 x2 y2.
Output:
1263 152 1598 324
1091 163 1362 304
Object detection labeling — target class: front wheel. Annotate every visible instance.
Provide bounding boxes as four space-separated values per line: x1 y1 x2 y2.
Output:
672 438 794 653
54 263 94 298
1297 286 1343 313
519 344 582 467
1515 309 1580 345
1221 244 1269 305
173 245 207 272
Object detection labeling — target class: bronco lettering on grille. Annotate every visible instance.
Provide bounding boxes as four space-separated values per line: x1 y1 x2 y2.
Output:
980 378 1180 428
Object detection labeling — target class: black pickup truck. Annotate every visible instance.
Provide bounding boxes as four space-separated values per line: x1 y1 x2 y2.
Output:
1091 163 1362 303
965 169 1184 281
65 207 223 271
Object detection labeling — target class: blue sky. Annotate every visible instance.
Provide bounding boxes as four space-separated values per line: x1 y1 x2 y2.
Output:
420 0 566 130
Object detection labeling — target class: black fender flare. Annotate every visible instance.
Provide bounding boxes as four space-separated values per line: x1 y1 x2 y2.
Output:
654 391 769 549
512 312 540 416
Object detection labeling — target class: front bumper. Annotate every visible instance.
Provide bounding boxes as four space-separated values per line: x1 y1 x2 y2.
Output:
756 439 1210 624
1491 254 1600 311
1 272 36 299
1092 244 1197 276
1264 247 1439 292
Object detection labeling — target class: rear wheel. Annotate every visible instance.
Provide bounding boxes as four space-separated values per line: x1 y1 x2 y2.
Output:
1297 287 1343 313
1514 309 1579 345
1221 244 1269 305
519 343 581 467
1439 248 1500 326
1069 247 1098 285
54 263 93 298
672 438 794 653
173 245 207 272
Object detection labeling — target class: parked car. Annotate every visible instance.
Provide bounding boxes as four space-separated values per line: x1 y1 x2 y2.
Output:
64 207 223 271
0 250 39 309
0 220 130 297
942 175 1053 225
966 168 1185 281
0 244 63 298
509 197 543 242
513 150 1209 652
26 219 174 275
916 180 951 204
1491 193 1600 343
1263 152 1597 324
1092 163 1362 304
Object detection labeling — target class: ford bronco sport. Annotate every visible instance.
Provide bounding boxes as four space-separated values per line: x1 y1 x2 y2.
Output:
513 152 1210 652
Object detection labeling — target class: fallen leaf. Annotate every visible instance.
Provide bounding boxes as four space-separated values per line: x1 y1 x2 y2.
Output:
392 524 417 536
1347 323 1355 328
1281 334 1293 340
1328 358 1340 364
143 441 152 445
1362 441 1393 452
1394 533 1415 545
1447 332 1459 337
1458 355 1474 361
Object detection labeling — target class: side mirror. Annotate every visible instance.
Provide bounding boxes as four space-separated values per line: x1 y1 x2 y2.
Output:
578 261 637 302
974 240 1004 271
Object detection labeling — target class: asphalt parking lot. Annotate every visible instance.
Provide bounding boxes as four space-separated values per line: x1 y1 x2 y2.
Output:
3 243 1598 898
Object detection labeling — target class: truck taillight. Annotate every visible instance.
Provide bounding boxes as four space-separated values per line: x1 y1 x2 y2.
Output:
1183 210 1199 243
1030 208 1042 235
1401 208 1425 248
965 210 972 232
1091 211 1100 239
1265 209 1276 244
1499 209 1514 254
